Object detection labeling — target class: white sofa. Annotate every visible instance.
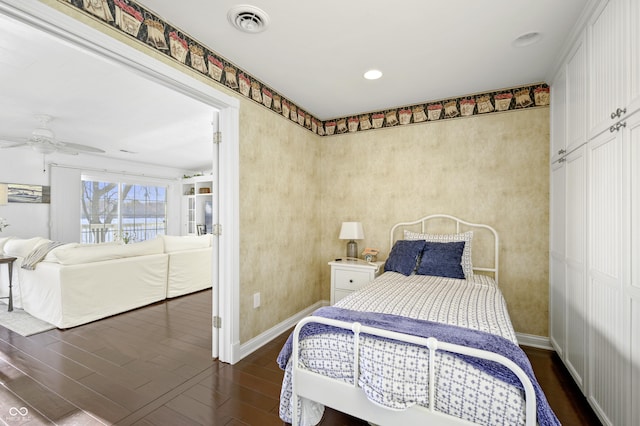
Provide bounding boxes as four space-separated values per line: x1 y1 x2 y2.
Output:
160 235 213 298
0 236 51 309
0 234 212 328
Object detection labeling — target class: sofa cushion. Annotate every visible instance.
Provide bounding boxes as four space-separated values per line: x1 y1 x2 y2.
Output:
160 235 211 253
42 242 80 262
3 237 49 257
0 236 14 254
54 238 164 265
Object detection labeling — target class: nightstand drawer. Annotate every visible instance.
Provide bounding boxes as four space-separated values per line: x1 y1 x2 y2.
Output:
329 260 383 305
334 269 371 291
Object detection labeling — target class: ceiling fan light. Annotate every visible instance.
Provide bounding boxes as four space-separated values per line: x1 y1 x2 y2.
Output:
31 127 55 140
31 143 56 155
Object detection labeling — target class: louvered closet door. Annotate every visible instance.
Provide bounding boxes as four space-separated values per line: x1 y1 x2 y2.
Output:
566 33 588 153
588 0 626 138
565 146 588 391
588 127 624 426
550 160 567 357
630 0 640 114
626 110 640 426
550 68 568 356
551 67 568 163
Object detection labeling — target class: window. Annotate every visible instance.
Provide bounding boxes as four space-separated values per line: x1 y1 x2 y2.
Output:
81 179 167 244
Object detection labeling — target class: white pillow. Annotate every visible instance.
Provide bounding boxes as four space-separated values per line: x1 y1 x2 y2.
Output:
160 235 211 253
3 237 49 258
404 230 474 278
0 236 14 254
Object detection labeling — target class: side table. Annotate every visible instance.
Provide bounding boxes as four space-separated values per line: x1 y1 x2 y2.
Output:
0 255 17 312
328 259 384 305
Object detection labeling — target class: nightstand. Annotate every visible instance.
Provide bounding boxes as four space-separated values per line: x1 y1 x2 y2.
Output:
329 259 384 304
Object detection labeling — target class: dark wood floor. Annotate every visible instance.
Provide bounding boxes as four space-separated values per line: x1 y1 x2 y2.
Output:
0 290 600 425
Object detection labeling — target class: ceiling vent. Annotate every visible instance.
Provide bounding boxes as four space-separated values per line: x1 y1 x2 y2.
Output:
227 5 270 34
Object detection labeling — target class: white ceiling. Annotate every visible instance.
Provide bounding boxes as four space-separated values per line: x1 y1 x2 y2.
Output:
0 10 216 171
139 0 588 119
0 0 589 170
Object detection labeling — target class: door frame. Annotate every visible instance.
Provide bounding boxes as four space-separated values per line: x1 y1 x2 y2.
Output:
0 0 241 363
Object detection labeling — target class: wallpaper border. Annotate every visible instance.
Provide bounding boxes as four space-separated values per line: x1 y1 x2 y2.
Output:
59 0 550 136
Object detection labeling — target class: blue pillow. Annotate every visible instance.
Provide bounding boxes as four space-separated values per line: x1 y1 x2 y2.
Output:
416 241 466 279
385 240 426 276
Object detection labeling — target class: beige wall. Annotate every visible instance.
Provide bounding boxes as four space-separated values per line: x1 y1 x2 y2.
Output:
237 105 551 339
318 108 550 336
238 100 322 342
37 0 550 340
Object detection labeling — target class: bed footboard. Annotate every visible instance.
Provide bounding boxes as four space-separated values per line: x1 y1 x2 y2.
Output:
291 316 537 426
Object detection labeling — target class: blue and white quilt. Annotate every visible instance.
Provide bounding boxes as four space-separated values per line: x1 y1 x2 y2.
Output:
278 272 555 425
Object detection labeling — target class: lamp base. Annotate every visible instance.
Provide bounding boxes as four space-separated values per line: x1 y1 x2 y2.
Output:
346 240 358 259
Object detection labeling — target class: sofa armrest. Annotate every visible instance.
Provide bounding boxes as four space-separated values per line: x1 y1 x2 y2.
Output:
167 248 212 298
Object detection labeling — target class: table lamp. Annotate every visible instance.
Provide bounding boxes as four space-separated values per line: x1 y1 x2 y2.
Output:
339 222 364 259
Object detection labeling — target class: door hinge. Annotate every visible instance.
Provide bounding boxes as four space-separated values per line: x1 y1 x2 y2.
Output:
213 315 222 328
213 131 222 144
212 223 222 236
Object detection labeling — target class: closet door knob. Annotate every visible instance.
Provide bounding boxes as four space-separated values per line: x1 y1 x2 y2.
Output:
610 107 627 119
558 149 566 155
610 121 627 132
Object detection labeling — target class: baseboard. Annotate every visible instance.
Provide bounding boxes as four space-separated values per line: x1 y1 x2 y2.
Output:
516 332 553 350
237 305 553 361
237 300 329 361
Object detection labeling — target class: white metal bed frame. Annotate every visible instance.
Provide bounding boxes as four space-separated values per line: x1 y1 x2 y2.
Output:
389 213 500 285
290 214 535 426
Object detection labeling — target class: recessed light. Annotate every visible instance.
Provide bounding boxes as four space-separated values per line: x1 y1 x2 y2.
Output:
512 32 542 47
364 69 383 80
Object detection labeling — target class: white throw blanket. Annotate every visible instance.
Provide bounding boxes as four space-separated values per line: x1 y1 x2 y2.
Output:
21 241 65 270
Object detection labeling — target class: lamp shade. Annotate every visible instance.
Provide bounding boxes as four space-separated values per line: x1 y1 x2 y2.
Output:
0 184 7 205
339 222 364 240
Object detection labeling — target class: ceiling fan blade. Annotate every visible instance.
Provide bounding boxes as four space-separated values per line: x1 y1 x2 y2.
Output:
57 141 106 153
53 146 80 155
0 140 28 149
2 116 105 156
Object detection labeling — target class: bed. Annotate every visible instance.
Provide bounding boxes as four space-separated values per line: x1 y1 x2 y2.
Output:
278 214 559 426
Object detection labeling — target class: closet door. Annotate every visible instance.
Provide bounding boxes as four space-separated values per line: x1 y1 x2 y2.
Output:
551 68 568 163
564 146 588 390
625 110 640 426
566 33 588 153
588 0 626 138
588 127 624 425
550 160 567 357
630 0 640 114
549 68 568 356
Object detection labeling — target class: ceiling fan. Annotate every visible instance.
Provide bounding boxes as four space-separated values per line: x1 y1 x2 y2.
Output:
0 114 105 155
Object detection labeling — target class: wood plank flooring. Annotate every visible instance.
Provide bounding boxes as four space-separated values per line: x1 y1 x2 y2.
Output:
0 290 600 425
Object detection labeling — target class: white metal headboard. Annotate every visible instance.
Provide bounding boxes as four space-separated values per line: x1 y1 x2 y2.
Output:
389 214 499 285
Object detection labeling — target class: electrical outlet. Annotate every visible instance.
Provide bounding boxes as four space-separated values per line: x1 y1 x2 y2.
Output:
253 292 260 308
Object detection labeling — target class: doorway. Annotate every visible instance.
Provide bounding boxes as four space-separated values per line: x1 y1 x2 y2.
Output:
0 0 240 363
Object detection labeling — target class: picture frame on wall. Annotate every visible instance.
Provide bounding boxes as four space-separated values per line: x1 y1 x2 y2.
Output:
4 183 51 203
